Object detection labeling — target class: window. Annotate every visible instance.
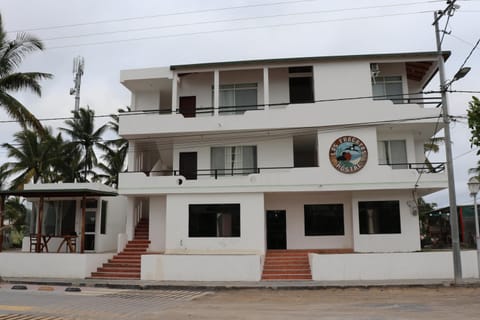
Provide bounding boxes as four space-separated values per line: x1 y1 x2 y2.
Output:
211 146 257 176
304 204 344 236
378 140 407 169
33 200 76 236
359 201 401 234
289 66 314 103
215 83 258 114
100 200 107 235
189 204 240 237
372 76 403 104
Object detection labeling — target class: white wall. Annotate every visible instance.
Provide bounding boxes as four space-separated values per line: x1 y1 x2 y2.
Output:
165 193 265 254
149 196 166 252
134 91 160 111
264 192 353 249
314 61 371 100
310 251 478 281
141 254 262 281
96 196 128 253
351 190 421 252
0 253 113 279
268 67 289 105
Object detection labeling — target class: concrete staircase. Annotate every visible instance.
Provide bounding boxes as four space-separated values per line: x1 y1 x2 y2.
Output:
261 249 354 281
90 219 150 279
262 250 312 281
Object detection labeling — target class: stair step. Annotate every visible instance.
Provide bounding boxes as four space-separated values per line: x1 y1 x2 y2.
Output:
262 274 312 280
97 267 141 273
90 273 140 279
103 262 140 268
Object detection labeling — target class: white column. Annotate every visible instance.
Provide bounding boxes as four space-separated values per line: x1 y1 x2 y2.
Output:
171 72 178 113
127 141 136 171
213 69 220 116
263 67 269 111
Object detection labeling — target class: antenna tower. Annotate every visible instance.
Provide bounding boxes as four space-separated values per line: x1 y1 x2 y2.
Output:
69 56 85 112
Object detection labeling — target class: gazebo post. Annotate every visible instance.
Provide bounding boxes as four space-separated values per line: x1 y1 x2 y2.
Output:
36 197 44 253
0 195 5 252
80 195 86 253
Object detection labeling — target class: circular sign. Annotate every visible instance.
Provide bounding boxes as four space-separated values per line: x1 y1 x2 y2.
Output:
329 136 368 174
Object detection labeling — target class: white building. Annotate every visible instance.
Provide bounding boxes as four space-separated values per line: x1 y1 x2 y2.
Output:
112 51 475 282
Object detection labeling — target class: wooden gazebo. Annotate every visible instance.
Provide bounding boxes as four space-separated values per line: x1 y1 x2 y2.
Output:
0 183 117 253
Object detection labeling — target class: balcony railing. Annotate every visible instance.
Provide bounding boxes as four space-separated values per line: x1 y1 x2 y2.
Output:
122 93 442 117
379 162 445 173
129 166 293 179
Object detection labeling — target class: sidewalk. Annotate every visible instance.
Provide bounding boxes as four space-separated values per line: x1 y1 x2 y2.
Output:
2 277 480 290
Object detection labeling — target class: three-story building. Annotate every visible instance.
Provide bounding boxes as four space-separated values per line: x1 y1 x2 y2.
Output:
116 51 448 281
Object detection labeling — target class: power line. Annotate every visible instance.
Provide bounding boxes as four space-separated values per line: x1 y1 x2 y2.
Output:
45 10 432 50
457 38 480 72
9 0 442 34
37 2 444 43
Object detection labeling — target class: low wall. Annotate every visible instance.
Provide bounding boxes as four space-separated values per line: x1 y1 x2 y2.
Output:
0 253 113 279
141 254 262 281
310 251 478 281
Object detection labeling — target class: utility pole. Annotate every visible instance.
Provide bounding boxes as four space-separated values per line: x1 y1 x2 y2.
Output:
70 56 84 112
433 0 462 283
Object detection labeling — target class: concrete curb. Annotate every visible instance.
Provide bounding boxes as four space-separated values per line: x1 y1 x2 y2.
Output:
2 277 480 291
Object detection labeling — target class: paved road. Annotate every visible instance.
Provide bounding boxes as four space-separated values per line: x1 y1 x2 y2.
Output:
0 285 211 320
0 284 480 319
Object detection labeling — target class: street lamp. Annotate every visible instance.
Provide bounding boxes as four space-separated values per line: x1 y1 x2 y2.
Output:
467 176 480 278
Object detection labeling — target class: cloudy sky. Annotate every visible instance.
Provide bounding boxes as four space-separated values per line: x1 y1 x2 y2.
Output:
0 0 479 207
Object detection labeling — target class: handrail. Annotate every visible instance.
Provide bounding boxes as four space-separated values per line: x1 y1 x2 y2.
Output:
128 166 294 179
379 162 445 173
119 94 442 116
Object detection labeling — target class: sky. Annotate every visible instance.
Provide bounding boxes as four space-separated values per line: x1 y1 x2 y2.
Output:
0 0 479 208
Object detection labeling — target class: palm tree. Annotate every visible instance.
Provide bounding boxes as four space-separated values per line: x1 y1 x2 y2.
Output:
95 143 127 188
95 107 129 188
2 129 57 189
0 14 52 133
61 107 107 181
424 137 445 172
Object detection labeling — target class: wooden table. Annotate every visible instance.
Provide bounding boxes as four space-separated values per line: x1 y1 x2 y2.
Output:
56 235 77 253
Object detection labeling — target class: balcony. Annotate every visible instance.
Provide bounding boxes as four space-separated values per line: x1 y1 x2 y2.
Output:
118 97 442 138
118 162 447 196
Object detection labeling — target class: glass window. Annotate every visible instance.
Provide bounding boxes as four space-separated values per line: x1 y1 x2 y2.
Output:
216 83 258 114
372 76 403 104
378 140 407 169
211 146 257 176
304 204 344 236
359 201 401 234
189 204 240 237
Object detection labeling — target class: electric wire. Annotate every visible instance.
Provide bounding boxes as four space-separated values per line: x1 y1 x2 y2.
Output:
9 0 443 34
45 10 432 50
456 38 480 72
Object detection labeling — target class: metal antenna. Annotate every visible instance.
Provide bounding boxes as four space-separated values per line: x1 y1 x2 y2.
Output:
69 56 85 112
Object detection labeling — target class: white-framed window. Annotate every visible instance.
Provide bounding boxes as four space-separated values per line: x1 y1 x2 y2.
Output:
378 140 408 169
211 146 257 176
372 76 404 104
213 83 258 114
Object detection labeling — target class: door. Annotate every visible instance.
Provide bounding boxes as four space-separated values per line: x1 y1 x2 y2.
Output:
289 77 314 103
179 152 197 180
266 210 287 249
179 96 196 118
84 199 98 251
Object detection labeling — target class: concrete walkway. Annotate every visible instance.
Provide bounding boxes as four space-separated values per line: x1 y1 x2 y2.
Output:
2 277 480 290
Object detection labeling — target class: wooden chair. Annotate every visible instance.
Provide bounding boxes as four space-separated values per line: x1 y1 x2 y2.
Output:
29 234 44 252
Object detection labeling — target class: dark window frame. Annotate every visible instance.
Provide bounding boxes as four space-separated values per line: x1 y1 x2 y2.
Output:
358 200 401 234
304 204 345 236
189 204 241 238
100 200 107 235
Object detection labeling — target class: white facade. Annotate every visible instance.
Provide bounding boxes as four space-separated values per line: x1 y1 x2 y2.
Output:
118 52 449 281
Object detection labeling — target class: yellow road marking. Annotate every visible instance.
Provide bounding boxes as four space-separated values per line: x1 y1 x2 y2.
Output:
0 305 32 311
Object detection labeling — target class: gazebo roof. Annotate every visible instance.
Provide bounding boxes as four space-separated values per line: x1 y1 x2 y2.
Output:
0 182 118 198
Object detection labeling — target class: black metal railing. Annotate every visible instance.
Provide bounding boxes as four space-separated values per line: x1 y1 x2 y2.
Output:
130 166 293 179
379 162 445 173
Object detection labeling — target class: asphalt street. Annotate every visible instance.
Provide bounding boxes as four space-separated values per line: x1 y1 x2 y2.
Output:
0 284 480 319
